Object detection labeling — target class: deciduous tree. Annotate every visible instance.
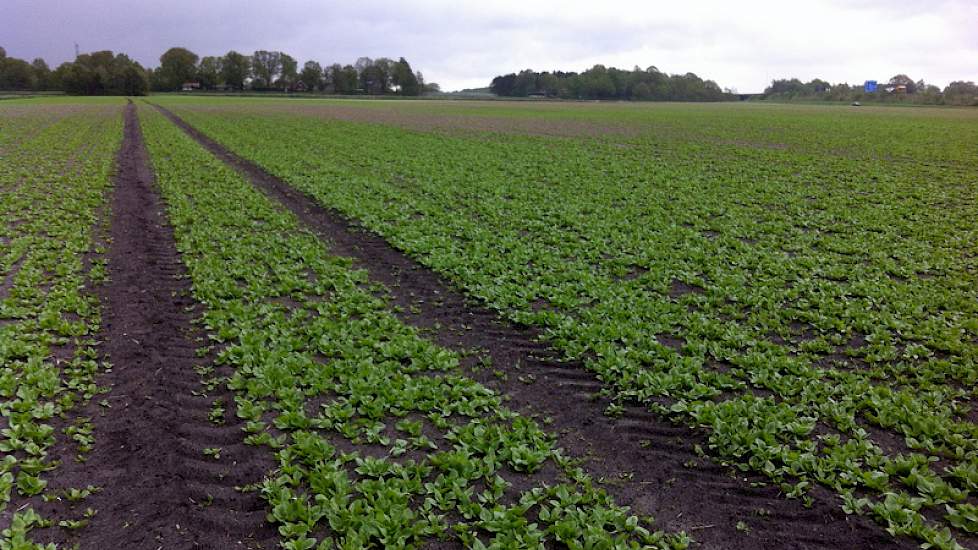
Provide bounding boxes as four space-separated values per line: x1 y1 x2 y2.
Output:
392 57 419 95
31 58 51 90
157 47 199 90
943 81 978 105
197 56 222 89
251 50 283 88
220 51 249 90
278 54 298 89
60 50 147 95
299 61 323 91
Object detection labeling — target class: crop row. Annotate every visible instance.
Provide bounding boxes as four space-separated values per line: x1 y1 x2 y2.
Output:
161 98 978 548
0 99 123 546
137 104 690 549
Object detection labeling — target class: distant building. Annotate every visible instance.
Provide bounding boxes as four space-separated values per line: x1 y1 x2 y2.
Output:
181 82 201 92
291 81 308 92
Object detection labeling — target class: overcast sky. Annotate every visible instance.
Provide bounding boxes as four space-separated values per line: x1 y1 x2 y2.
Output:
2 0 976 92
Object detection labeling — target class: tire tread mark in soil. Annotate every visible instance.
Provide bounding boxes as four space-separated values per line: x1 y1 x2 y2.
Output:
152 103 915 550
60 101 277 550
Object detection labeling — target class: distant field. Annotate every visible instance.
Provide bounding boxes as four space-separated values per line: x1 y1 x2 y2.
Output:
2 95 977 549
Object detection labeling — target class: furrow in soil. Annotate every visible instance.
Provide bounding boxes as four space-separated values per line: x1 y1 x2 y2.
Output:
56 102 277 550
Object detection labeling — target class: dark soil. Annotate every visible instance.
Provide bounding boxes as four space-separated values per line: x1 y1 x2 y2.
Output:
42 102 276 549
154 103 916 550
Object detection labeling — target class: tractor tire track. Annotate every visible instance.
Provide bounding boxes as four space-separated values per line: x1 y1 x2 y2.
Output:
153 102 914 550
51 102 277 550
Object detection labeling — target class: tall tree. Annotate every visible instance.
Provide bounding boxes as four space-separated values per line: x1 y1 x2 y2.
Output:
330 64 358 94
148 67 166 92
392 57 419 95
538 72 559 97
157 47 199 90
60 61 98 95
512 69 537 96
358 57 393 94
0 57 36 90
765 78 806 96
60 50 147 95
490 73 517 96
220 51 249 90
30 58 51 90
415 71 437 94
299 61 323 91
943 81 978 105
278 54 298 89
644 66 669 99
489 64 728 101
108 53 149 95
354 57 373 75
807 78 831 93
197 56 222 89
632 82 652 100
251 50 282 88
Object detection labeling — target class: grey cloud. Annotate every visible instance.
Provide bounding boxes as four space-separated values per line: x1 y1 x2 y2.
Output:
1 0 975 92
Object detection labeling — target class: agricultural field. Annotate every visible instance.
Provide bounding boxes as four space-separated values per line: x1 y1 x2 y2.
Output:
0 98 122 544
0 95 976 549
156 97 978 548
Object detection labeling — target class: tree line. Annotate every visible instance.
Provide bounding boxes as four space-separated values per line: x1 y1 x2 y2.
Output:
489 65 728 101
763 74 978 106
0 45 437 96
149 47 437 95
0 46 148 95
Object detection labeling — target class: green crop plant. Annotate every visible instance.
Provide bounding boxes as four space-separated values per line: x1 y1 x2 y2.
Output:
137 104 689 549
156 96 978 548
0 98 123 546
